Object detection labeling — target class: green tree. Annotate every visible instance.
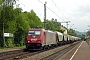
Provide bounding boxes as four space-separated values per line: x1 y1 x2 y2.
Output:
0 0 3 4
45 18 64 33
86 31 90 41
2 0 16 6
27 10 43 28
86 31 90 36
0 1 44 48
14 9 43 46
45 19 55 31
0 0 16 47
14 8 25 46
68 29 77 36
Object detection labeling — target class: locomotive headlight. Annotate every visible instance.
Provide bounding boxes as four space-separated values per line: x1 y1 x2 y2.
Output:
37 40 41 43
28 41 30 43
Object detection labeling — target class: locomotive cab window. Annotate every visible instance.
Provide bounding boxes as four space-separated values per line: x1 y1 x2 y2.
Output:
28 30 41 35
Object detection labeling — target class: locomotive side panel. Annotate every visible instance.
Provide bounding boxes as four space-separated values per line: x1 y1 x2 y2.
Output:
45 30 57 46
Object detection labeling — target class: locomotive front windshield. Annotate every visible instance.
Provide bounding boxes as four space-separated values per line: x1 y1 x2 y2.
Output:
28 30 41 35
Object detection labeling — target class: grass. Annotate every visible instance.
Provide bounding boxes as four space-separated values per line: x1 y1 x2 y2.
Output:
0 46 25 51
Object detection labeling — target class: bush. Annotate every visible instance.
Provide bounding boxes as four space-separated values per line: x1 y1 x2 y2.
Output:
6 38 14 48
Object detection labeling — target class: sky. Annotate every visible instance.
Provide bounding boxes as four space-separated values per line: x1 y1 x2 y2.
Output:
16 0 90 32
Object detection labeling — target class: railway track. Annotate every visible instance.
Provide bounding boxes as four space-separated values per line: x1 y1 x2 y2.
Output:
22 41 81 60
0 49 45 60
0 49 24 59
0 41 81 60
40 42 80 60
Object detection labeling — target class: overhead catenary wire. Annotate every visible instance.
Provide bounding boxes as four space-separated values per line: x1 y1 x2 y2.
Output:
39 0 77 31
18 0 66 22
38 0 73 30
52 0 71 21
52 0 66 18
52 0 76 29
17 1 31 9
17 0 75 29
16 0 42 17
38 0 65 22
46 6 65 21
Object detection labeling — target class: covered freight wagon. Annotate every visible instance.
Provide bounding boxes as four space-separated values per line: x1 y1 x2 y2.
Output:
63 34 68 44
55 31 63 45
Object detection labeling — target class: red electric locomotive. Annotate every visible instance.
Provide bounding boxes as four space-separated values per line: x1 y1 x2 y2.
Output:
26 27 57 50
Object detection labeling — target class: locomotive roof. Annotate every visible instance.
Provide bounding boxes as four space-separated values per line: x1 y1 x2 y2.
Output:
29 28 45 30
45 30 55 33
